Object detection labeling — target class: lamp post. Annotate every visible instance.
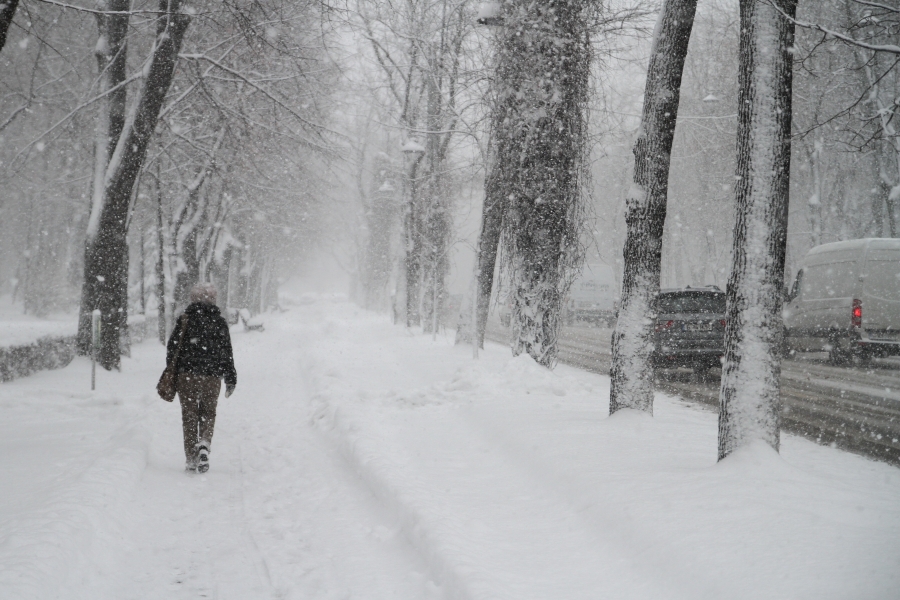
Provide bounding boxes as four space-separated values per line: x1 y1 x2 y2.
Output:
401 138 426 328
476 2 502 26
468 3 504 357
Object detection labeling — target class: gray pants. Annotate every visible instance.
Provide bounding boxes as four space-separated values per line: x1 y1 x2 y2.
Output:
177 372 221 462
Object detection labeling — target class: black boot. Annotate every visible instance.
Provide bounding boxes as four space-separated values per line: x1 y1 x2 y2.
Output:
196 444 210 473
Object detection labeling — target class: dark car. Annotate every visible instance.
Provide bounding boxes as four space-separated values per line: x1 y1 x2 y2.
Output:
652 287 726 375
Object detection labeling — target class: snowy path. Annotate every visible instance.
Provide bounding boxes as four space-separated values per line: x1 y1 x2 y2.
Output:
103 316 444 600
2 296 900 599
0 312 442 599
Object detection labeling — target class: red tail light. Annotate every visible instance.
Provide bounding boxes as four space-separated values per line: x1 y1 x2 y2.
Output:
655 320 674 332
851 299 862 328
719 320 726 328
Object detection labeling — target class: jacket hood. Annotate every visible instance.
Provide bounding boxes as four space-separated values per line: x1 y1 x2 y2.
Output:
184 302 222 317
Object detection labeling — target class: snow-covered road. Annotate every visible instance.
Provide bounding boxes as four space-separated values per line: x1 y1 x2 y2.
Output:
2 295 899 599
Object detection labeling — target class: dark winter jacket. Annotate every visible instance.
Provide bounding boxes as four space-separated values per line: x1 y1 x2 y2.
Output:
166 302 237 386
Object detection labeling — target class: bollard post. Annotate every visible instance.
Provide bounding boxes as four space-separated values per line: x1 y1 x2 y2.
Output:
91 309 101 390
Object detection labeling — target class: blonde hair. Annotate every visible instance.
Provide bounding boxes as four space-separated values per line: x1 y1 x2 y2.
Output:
189 282 217 305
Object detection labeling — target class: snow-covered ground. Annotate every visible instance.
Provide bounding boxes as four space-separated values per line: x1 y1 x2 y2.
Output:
1 295 898 599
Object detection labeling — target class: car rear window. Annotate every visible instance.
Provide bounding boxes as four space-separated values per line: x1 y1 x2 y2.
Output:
656 292 726 314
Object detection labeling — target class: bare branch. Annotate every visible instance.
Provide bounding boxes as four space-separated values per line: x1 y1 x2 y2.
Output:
770 0 900 54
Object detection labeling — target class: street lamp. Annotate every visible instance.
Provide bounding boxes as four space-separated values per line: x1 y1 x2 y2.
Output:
469 2 506 354
401 138 426 156
476 2 503 26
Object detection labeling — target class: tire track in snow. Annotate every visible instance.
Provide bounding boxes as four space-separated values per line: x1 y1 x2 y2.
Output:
310 399 475 600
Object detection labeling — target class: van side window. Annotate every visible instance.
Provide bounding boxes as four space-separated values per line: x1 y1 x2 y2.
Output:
802 262 856 299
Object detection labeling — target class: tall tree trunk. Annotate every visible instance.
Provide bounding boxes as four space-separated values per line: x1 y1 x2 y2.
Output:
495 0 590 367
77 0 132 355
423 77 440 333
422 73 451 334
139 229 146 314
404 154 424 327
718 0 797 460
474 129 509 348
0 0 18 53
80 0 191 370
156 170 168 344
105 0 129 160
609 0 698 413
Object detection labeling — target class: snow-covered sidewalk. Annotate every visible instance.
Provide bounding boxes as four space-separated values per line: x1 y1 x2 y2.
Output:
1 296 899 599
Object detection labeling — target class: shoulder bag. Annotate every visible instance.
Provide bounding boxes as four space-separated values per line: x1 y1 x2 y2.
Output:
156 316 189 402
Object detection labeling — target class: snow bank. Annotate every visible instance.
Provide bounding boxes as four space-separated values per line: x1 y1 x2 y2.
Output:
298 298 900 599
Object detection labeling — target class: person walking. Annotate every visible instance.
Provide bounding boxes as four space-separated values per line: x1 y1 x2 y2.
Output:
165 283 237 473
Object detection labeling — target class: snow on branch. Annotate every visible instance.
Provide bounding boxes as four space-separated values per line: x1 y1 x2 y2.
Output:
34 0 166 16
178 52 341 146
769 0 900 55
852 0 900 15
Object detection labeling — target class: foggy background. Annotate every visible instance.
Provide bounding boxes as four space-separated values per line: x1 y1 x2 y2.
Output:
0 0 895 320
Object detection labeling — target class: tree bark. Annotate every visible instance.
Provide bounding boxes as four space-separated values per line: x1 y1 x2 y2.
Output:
609 0 698 414
156 171 168 344
79 0 191 370
421 73 451 334
105 0 130 161
718 0 797 460
404 154 424 327
496 0 590 367
0 0 19 53
77 0 132 355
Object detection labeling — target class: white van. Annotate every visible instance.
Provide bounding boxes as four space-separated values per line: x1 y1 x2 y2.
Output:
564 263 617 326
783 238 900 363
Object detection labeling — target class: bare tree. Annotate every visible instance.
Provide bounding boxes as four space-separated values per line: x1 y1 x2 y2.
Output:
0 0 335 344
353 0 479 329
76 0 131 355
170 127 225 307
608 0 698 412
79 0 191 369
718 0 797 460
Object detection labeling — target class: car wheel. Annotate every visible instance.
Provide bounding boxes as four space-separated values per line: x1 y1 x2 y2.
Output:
691 364 714 384
827 337 851 366
853 348 872 368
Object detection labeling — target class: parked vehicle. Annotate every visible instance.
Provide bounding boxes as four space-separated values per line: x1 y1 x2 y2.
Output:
651 286 727 374
783 238 900 364
564 263 617 326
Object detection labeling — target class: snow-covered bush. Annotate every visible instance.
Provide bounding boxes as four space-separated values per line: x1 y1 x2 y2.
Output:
0 335 75 382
